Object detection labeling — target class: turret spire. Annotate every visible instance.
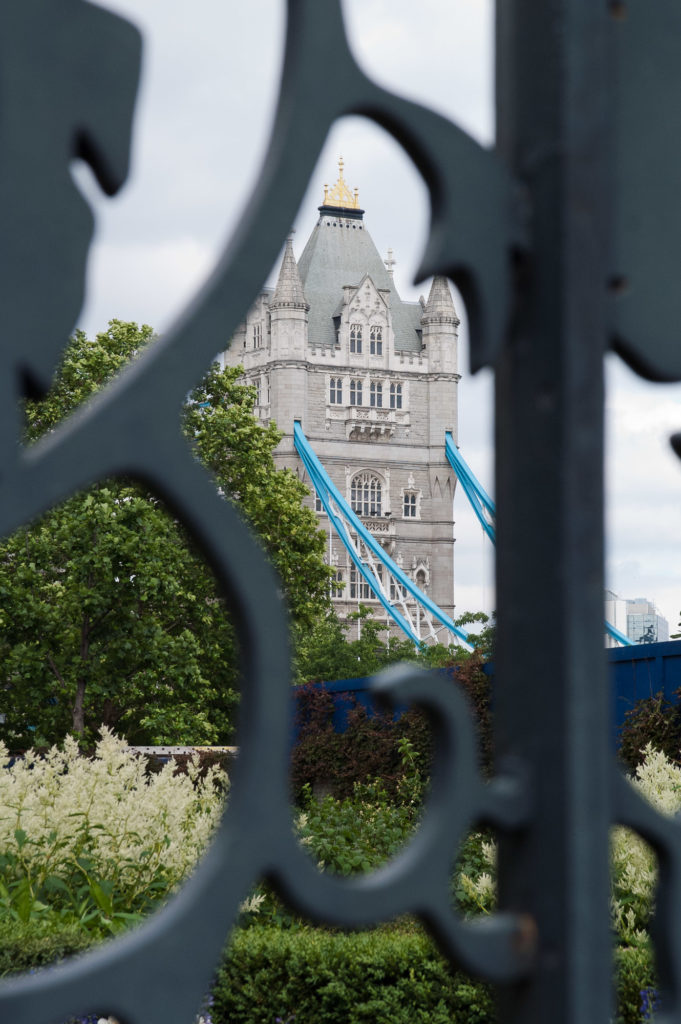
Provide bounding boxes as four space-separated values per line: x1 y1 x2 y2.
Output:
421 276 459 324
271 234 309 309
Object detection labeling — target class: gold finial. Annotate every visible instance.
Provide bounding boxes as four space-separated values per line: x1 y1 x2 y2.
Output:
322 155 359 209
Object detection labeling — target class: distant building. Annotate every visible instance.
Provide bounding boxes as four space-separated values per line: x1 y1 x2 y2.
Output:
220 159 460 631
605 590 669 646
626 597 670 645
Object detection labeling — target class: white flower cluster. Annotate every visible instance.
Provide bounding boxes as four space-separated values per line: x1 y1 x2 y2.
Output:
0 729 226 902
457 745 680 938
611 744 681 940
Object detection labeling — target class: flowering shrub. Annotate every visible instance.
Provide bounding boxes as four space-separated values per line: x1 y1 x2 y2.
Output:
0 729 225 935
611 744 681 942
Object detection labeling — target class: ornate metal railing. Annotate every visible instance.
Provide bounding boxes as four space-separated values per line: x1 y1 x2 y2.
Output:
1 1 681 1022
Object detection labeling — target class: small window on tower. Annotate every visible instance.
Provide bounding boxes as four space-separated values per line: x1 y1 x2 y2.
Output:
390 382 403 409
253 377 261 405
370 381 383 408
403 491 418 518
253 323 262 348
329 377 343 404
350 379 363 406
350 324 362 354
370 325 383 355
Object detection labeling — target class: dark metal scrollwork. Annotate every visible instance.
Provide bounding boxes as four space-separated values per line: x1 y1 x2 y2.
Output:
0 2 532 1023
5 1 681 1022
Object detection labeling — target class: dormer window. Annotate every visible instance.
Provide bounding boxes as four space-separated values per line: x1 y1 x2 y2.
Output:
370 325 383 355
350 323 362 354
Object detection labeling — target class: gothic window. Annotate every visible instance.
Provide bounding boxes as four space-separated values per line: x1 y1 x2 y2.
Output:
350 472 382 517
349 567 372 600
350 379 363 406
253 323 262 348
370 325 383 355
390 579 406 602
265 375 271 404
403 491 418 518
415 569 427 593
253 377 261 405
329 377 343 404
390 382 403 409
315 495 323 513
370 381 383 408
331 570 343 597
350 323 363 353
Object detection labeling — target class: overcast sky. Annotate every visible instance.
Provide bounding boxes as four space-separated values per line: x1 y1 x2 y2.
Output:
81 0 681 632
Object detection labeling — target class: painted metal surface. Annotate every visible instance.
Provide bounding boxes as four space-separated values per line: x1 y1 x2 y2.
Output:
1 1 681 1022
294 421 473 649
445 430 496 545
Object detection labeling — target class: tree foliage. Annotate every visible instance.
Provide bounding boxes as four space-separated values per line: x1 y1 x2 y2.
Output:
1 321 331 747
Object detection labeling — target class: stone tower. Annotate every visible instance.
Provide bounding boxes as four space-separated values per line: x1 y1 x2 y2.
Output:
220 159 460 634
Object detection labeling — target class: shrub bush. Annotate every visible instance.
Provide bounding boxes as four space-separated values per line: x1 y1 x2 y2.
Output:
212 926 494 1024
291 655 492 801
0 917 93 977
619 691 681 771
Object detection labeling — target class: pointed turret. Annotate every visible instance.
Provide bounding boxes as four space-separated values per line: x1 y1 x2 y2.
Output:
271 236 309 310
268 236 310 423
421 276 459 324
421 277 459 439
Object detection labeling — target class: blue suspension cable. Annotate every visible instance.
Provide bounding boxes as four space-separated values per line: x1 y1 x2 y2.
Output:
445 432 633 646
293 422 473 650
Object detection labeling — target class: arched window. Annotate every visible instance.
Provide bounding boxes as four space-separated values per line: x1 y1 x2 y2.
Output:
370 325 383 355
350 323 362 353
329 377 343 404
350 379 363 406
350 472 382 517
415 568 427 593
370 381 383 408
390 382 403 409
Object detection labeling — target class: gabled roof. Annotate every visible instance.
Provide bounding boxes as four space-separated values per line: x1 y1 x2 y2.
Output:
297 207 423 352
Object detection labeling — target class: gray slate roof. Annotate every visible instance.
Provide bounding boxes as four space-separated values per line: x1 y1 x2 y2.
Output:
296 210 423 352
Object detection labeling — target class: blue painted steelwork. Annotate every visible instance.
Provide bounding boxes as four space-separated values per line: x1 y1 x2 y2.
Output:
293 421 473 650
445 432 633 648
445 431 496 544
605 621 634 647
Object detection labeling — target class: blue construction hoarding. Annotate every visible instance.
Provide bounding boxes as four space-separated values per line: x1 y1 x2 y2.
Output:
295 640 681 751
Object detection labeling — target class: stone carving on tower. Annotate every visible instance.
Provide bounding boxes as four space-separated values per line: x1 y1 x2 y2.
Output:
221 159 461 634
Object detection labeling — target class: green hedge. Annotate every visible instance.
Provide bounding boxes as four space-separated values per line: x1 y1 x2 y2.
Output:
0 918 93 977
0 918 657 1023
213 926 494 1024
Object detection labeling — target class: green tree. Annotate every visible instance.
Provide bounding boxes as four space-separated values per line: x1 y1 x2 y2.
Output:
0 321 331 747
295 607 495 684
